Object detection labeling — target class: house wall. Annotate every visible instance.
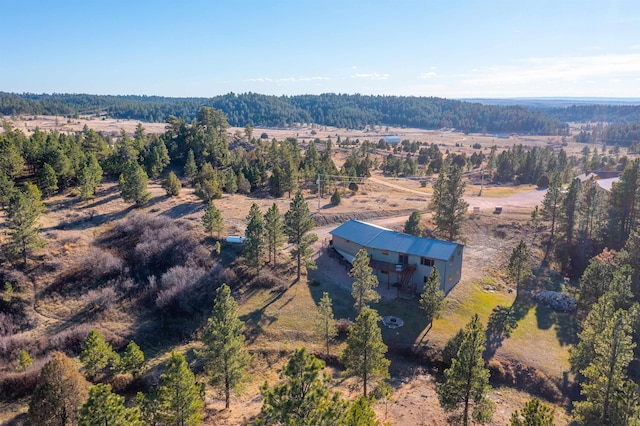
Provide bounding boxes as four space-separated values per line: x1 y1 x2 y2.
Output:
331 235 464 294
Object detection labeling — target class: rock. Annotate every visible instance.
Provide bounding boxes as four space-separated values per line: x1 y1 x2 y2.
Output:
533 290 576 312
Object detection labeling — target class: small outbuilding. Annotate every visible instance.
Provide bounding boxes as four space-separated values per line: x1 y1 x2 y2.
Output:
382 135 401 144
329 220 463 295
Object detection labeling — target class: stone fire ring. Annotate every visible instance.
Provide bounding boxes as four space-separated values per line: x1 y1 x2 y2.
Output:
382 316 404 329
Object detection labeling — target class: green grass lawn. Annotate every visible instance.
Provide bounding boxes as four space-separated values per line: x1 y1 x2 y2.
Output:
236 271 574 380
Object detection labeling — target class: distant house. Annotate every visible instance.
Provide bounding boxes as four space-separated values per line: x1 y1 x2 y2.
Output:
382 135 401 144
576 170 621 192
329 220 463 295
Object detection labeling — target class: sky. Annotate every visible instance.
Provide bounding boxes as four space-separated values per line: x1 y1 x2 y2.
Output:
1 0 639 99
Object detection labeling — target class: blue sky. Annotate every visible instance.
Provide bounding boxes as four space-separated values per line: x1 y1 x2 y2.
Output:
1 0 639 98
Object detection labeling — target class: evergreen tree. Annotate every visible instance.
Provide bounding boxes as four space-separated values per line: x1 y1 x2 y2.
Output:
16 349 32 372
343 395 380 426
540 173 563 245
184 149 198 184
78 383 143 426
341 307 390 397
330 188 341 205
162 171 182 196
259 347 347 425
0 171 15 209
79 328 117 380
135 388 162 426
570 294 616 375
39 162 58 197
158 352 204 426
197 284 250 409
284 191 318 281
28 352 91 426
419 266 445 331
507 240 531 296
316 292 337 357
244 202 265 276
4 182 45 267
438 314 494 426
509 398 555 426
403 211 423 236
264 203 285 268
607 159 639 249
119 159 151 207
120 340 145 377
78 152 103 200
202 200 223 238
429 161 468 241
144 137 170 178
574 309 637 425
350 248 380 312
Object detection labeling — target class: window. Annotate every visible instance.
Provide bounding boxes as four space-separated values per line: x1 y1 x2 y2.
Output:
448 275 453 282
421 257 434 266
449 256 454 266
399 254 408 264
381 250 389 255
381 270 388 275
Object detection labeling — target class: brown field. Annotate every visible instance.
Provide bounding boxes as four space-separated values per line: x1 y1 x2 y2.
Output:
0 116 579 425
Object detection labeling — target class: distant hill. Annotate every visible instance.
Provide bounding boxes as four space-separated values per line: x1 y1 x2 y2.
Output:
0 92 565 135
463 97 640 124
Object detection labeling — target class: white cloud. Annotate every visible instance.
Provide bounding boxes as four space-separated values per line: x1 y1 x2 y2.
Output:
351 73 390 80
418 71 437 79
460 54 640 88
246 76 330 83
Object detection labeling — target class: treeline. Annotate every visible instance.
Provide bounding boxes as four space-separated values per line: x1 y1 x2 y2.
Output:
0 91 567 134
574 122 640 150
546 104 640 124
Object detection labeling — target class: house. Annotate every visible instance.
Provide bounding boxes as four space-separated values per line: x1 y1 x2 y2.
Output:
329 220 463 295
576 170 621 192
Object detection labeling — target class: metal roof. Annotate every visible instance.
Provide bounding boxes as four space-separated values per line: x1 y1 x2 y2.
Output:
329 219 460 260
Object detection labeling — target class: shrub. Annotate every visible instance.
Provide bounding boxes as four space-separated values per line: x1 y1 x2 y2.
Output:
331 189 341 205
348 182 359 193
536 174 550 189
335 318 353 338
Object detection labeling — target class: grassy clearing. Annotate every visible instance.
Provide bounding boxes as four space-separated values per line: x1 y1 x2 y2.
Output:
466 184 538 198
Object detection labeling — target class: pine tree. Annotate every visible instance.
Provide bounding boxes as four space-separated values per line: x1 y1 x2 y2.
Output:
350 248 380 312
184 149 198 184
244 202 265 276
403 211 423 236
28 352 91 426
144 137 170 178
574 309 637 424
330 188 341 205
162 171 182 196
343 395 380 426
120 340 145 377
429 161 468 241
197 284 250 409
78 152 103 200
78 383 143 426
341 307 390 397
316 292 337 357
570 294 616 375
509 398 554 426
119 159 151 207
438 314 494 426
158 352 204 426
202 200 223 238
16 349 32 372
39 162 58 197
284 191 318 281
507 240 531 296
419 266 445 331
540 173 563 245
79 328 117 380
0 171 15 209
4 182 45 267
259 347 348 425
264 203 285 268
607 158 639 249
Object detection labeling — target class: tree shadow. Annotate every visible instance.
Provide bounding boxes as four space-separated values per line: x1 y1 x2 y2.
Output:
160 200 203 219
484 295 533 360
240 281 295 344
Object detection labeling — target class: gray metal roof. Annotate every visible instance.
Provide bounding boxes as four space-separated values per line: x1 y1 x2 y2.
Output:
329 220 460 260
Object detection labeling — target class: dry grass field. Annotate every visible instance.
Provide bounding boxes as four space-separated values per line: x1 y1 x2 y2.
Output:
0 116 582 425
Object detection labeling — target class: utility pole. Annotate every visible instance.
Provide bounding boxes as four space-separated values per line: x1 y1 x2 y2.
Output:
479 168 484 196
317 173 321 210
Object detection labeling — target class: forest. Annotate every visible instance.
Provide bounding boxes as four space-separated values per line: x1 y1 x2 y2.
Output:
0 104 640 424
0 92 567 134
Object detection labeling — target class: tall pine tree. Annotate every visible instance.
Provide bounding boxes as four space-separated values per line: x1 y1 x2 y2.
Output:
284 191 318 281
